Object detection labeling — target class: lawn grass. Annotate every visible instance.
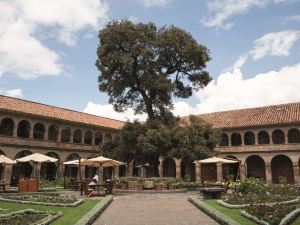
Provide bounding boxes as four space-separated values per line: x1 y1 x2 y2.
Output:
204 200 300 225
0 199 100 225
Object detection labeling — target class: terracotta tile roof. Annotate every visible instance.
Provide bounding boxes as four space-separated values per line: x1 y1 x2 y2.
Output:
0 95 126 130
188 102 300 129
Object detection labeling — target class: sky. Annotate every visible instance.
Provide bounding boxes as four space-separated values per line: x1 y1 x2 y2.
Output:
1 0 300 121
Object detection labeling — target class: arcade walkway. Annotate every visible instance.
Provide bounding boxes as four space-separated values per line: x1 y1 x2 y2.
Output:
94 193 218 225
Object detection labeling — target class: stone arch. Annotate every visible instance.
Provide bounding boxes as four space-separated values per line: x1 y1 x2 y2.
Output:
11 150 33 186
231 132 242 146
114 135 121 144
272 129 285 144
104 133 112 142
84 130 93 145
0 117 14 136
41 152 60 181
244 131 255 145
94 132 103 145
17 120 30 138
223 155 239 180
119 165 127 177
61 127 71 142
163 157 176 177
33 123 45 139
73 129 82 144
288 128 300 143
220 133 229 146
258 131 270 144
271 155 294 184
48 124 58 141
181 158 195 181
64 153 79 178
245 155 266 180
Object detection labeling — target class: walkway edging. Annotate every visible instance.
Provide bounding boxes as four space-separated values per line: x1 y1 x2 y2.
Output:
75 195 113 225
188 196 239 225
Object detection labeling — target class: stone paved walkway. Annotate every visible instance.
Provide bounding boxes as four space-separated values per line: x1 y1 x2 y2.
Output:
93 193 218 225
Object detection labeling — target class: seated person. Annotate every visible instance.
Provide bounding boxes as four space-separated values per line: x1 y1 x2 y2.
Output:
93 174 99 182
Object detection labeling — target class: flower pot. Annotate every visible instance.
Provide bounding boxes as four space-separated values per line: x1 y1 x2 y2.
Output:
177 184 183 189
113 183 120 189
155 185 162 191
168 184 175 190
137 184 143 191
121 183 128 190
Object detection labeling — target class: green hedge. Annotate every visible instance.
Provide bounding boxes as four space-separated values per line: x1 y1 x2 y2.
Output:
188 196 239 225
74 195 113 225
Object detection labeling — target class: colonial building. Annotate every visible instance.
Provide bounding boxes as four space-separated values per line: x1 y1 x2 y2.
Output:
0 95 124 185
0 95 299 185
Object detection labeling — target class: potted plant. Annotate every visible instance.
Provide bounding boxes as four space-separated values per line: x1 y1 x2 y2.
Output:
113 177 121 189
120 178 128 190
175 178 184 189
154 179 163 191
137 179 144 191
167 178 175 190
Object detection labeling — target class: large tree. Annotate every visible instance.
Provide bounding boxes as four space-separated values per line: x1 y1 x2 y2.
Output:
96 20 211 122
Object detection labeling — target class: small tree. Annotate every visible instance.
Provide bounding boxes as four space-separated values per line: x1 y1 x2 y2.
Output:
96 20 211 123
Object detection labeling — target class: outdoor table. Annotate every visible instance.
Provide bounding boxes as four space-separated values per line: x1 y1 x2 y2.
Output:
199 187 226 199
76 180 88 196
88 183 106 196
0 182 8 192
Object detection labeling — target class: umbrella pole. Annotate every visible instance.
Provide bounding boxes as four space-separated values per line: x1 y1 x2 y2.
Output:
62 164 66 189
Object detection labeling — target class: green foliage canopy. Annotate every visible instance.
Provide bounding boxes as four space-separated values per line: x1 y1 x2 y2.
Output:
96 20 212 122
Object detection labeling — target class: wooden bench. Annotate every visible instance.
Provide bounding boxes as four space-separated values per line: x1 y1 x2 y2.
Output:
199 187 226 199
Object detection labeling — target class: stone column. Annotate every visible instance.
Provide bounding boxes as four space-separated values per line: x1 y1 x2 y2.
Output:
77 166 85 179
175 158 182 178
265 163 272 185
44 125 49 141
159 157 164 178
3 164 13 184
239 163 246 179
268 131 273 144
240 132 245 146
29 125 34 139
57 128 62 142
195 162 201 183
36 163 42 179
113 167 119 178
81 130 85 144
56 163 62 179
293 164 300 185
13 123 18 137
97 167 104 182
127 161 133 177
216 162 223 181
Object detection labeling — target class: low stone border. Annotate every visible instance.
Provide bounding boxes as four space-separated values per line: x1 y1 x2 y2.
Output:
188 196 239 225
241 208 300 225
0 209 63 225
0 193 84 207
217 198 299 209
74 195 113 225
113 188 187 195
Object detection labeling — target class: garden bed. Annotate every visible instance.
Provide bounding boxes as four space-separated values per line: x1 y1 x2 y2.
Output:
0 209 62 225
217 192 299 209
241 204 300 225
0 192 83 207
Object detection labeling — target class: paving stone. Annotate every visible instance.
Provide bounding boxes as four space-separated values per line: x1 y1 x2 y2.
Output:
93 193 218 225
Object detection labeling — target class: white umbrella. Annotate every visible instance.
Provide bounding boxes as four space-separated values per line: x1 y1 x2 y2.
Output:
0 155 15 165
16 153 58 177
81 156 125 167
16 153 58 163
195 156 238 164
63 158 87 165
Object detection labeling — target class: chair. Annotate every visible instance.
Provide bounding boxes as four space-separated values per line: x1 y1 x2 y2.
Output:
71 178 79 191
83 183 94 198
105 180 114 195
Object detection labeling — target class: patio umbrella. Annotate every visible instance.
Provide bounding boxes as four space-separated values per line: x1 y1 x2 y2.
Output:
0 155 15 165
195 156 238 164
63 158 87 165
81 156 125 179
16 153 58 177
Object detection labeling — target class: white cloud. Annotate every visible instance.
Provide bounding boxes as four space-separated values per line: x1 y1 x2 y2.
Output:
142 0 170 7
84 102 147 122
228 30 300 71
184 62 300 114
200 0 290 30
0 0 108 79
286 14 300 22
251 30 300 60
3 89 23 98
